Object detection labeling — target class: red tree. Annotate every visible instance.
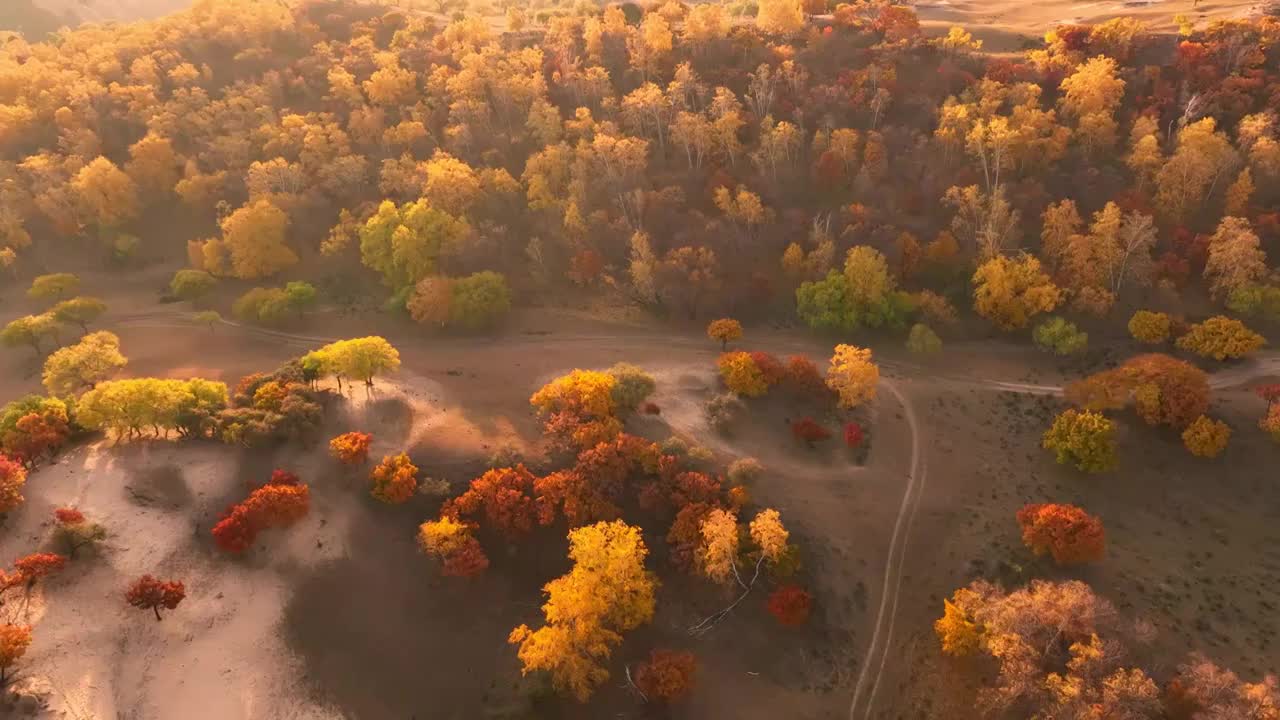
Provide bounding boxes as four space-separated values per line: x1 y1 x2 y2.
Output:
3 412 70 467
666 502 716 571
784 355 828 397
843 422 864 448
125 575 186 620
1016 503 1106 566
767 585 813 626
53 507 84 525
9 553 68 589
211 480 311 554
442 536 490 577
329 431 373 465
748 351 785 386
791 418 831 446
634 649 697 703
445 465 539 538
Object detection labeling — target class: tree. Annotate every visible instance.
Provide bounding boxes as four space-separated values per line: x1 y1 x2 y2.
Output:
756 0 803 33
1181 415 1230 458
698 509 740 584
76 378 228 439
304 337 401 387
1203 217 1267 299
0 625 32 685
370 453 418 504
606 364 655 413
749 509 790 563
634 649 696 703
906 324 942 355
72 156 140 229
1127 310 1171 344
406 276 454 328
1042 409 1116 473
283 282 317 317
10 553 67 589
1167 654 1280 718
972 255 1062 330
52 507 104 557
212 480 310 554
125 575 186 621
1058 56 1125 153
934 598 981 656
126 133 180 196
1175 316 1266 360
359 199 471 291
0 457 26 513
1016 503 1105 566
706 318 743 350
717 352 768 398
329 431 372 465
509 521 656 702
791 418 831 446
41 330 126 396
418 517 489 577
170 270 216 304
28 273 80 303
767 585 813 626
214 199 296 279
826 344 878 409
446 465 539 538
449 271 511 330
1 314 60 356
1033 317 1088 355
51 297 106 332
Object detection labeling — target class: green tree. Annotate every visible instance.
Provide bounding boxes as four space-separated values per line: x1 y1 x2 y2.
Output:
1043 409 1116 473
1 314 60 356
906 323 942 354
359 199 471 291
304 337 401 387
284 281 318 317
169 270 217 304
28 274 80 304
1033 317 1088 355
51 297 107 333
41 331 126 396
449 271 511 330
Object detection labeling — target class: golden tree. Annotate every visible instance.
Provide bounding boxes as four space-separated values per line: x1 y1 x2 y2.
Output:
756 0 803 34
72 157 140 230
1181 415 1230 458
706 318 743 350
509 521 656 701
972 255 1062 330
1176 316 1265 361
826 344 878 409
1203 217 1267 300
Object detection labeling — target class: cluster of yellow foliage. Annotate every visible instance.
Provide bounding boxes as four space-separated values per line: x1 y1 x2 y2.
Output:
1042 409 1116 473
972 255 1063 331
509 521 656 701
529 369 616 420
1127 310 1171 344
826 344 878 409
1175 316 1266 361
717 351 768 398
1181 416 1231 458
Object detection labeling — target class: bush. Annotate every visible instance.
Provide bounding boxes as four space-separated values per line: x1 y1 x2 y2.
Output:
704 393 745 433
232 287 292 325
1127 310 1171 344
1016 503 1105 566
329 431 372 465
767 585 813 626
449 271 511 329
634 649 697 703
726 457 764 485
211 474 310 553
791 417 831 446
606 363 655 413
843 421 864 448
784 355 827 397
717 351 767 397
169 270 216 303
1042 409 1116 473
1226 283 1280 320
906 323 942 354
1175 316 1266 360
1181 415 1230 458
370 452 418 503
1033 317 1088 355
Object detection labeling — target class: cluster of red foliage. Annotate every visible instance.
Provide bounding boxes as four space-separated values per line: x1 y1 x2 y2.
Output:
784 355 829 398
843 422 865 448
329 431 373 465
767 585 814 626
791 418 831 446
1 553 68 594
53 507 85 526
1016 503 1106 566
1066 354 1209 430
211 470 310 553
2 412 71 467
634 649 697 703
444 465 539 538
125 575 186 620
749 351 786 386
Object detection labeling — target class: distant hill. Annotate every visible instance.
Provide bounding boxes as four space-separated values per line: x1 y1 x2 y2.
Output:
0 0 74 38
34 0 193 25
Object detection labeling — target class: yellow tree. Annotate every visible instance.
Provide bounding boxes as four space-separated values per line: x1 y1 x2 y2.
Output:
972 255 1062 330
1223 168 1253 217
422 151 481 216
1058 56 1125 154
1040 199 1082 273
212 199 296 279
72 157 140 230
748 509 789 563
1125 116 1164 193
1154 118 1238 224
509 521 656 701
843 246 894 307
699 508 740 584
125 133 180 197
756 0 803 33
826 344 878 409
1203 217 1267 299
706 318 743 350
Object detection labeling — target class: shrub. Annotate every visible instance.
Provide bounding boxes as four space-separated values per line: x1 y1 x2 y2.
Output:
125 575 186 620
8 553 68 589
726 457 764 485
1033 317 1088 355
791 417 831 446
748 351 785 386
418 517 489 577
449 271 511 329
1127 310 1171 344
784 355 827 397
232 287 291 325
1181 415 1230 458
53 507 105 557
704 393 745 433
1175 316 1266 360
1226 283 1280 320
767 585 813 626
906 323 942 354
0 457 26 513
28 273 80 303
211 477 311 554
706 318 743 349
1016 503 1105 566
169 269 216 303
606 363 655 413
0 624 32 685
370 452 418 503
843 422 864 448
1262 404 1280 443
635 649 697 703
717 351 767 397
329 431 373 465
1042 409 1116 473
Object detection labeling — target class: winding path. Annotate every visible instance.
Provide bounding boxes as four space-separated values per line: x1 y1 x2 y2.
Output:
108 310 1280 719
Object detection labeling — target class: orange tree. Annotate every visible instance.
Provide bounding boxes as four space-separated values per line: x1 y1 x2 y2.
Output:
370 452 418 503
706 318 743 350
1015 503 1106 566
